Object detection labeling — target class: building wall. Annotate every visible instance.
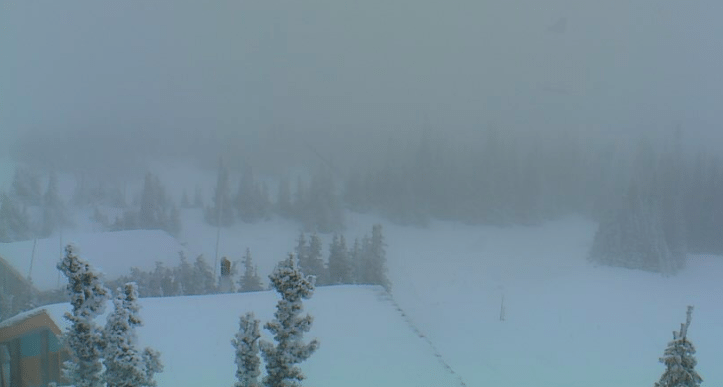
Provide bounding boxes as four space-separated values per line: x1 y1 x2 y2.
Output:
0 312 66 387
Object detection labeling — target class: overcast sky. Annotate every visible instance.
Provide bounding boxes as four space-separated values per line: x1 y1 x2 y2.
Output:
1 0 723 168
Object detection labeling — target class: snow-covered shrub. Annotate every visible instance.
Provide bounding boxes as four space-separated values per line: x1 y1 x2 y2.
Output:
654 306 702 387
232 312 262 387
57 244 110 387
260 255 319 387
103 282 163 387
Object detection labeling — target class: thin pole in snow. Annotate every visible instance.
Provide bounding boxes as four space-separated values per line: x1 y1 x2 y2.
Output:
28 238 37 282
57 231 63 288
214 162 222 278
499 294 506 322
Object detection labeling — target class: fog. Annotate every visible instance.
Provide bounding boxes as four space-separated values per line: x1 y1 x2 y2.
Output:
2 0 723 173
4 3 723 386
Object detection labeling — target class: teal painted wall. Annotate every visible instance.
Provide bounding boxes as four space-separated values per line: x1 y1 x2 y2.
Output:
48 333 62 353
20 333 41 358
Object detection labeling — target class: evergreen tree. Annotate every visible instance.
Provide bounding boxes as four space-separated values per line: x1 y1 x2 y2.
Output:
193 185 204 208
112 173 180 235
589 139 682 275
234 167 271 223
150 262 178 297
142 349 163 387
103 282 163 387
193 255 217 294
41 171 69 237
343 170 367 212
292 177 306 221
260 255 319 387
258 182 272 221
655 306 702 387
239 248 264 292
299 233 326 286
327 234 351 284
589 179 678 274
139 173 166 230
359 225 391 291
232 312 262 387
206 159 234 227
180 190 191 208
349 238 363 284
236 167 259 223
11 166 42 206
57 244 111 387
657 132 687 269
294 232 308 268
276 176 292 218
175 252 196 295
0 272 34 320
0 192 31 242
305 171 344 233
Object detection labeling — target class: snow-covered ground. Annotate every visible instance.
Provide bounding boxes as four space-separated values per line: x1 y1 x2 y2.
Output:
36 286 461 387
173 209 723 387
380 216 723 387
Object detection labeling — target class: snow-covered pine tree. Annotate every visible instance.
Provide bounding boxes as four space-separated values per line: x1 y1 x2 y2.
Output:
299 233 326 286
0 273 34 320
327 234 351 284
294 232 308 267
0 192 31 242
138 173 166 230
142 348 163 386
175 251 196 295
154 262 179 297
41 171 68 237
193 185 204 208
232 312 262 387
11 166 42 206
657 133 687 271
206 158 234 227
292 177 306 222
239 248 264 292
305 171 344 233
349 238 363 284
193 255 217 294
180 189 191 208
337 235 351 283
655 306 702 387
235 167 270 223
276 176 292 219
589 176 679 275
57 244 111 387
103 282 163 387
360 225 391 291
296 232 311 278
260 254 319 387
258 182 272 221
236 168 257 223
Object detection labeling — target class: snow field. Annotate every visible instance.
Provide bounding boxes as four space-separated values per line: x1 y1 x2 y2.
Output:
43 286 461 387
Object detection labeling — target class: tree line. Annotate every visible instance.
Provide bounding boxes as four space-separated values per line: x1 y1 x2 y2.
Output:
106 224 391 299
6 127 721 276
